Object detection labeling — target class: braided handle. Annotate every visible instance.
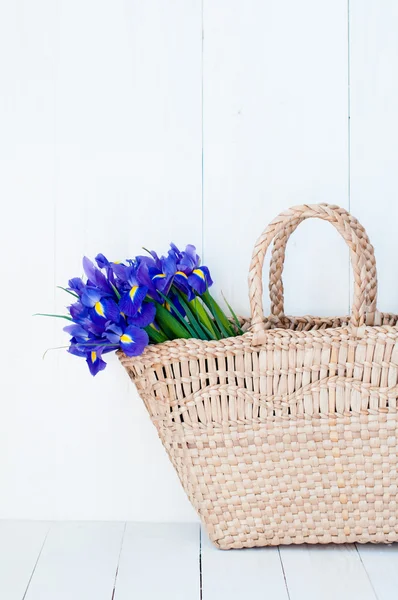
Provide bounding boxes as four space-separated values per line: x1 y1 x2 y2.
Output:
249 204 378 345
269 210 377 321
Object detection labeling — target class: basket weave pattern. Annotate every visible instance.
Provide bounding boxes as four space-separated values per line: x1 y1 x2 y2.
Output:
120 204 398 549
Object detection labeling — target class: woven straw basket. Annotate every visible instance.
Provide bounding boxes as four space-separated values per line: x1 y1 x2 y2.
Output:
119 203 398 549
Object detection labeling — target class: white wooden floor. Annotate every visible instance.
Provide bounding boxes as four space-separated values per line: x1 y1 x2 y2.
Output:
1 522 397 600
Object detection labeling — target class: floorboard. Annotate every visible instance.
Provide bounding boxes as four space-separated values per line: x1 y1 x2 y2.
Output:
356 543 398 600
200 527 289 600
114 522 200 600
280 544 377 600
0 521 50 600
24 521 125 600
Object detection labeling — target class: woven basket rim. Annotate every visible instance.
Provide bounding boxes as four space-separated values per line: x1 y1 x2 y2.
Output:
118 311 398 366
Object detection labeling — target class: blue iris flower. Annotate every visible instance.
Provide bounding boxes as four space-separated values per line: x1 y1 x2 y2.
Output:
83 256 114 295
112 262 148 318
127 302 156 327
188 265 213 295
61 243 215 376
85 349 107 376
64 324 111 375
105 323 149 357
167 243 213 295
68 277 85 297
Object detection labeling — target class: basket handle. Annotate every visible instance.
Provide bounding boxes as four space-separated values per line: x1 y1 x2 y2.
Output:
268 210 378 322
248 204 378 345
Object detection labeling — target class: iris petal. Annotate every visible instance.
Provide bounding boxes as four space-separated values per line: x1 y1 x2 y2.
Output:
119 325 149 357
68 277 85 296
81 287 103 308
69 301 89 322
174 272 195 300
83 257 112 293
188 266 213 294
86 349 107 376
128 302 156 327
119 285 147 317
63 324 89 339
91 298 120 323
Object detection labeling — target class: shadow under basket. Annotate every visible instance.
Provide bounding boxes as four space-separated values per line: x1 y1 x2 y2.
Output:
119 204 398 549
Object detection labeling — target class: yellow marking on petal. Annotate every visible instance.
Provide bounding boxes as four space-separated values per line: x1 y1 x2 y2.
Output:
94 301 105 317
153 273 166 280
165 302 171 312
193 268 205 281
129 285 138 299
176 271 188 279
120 334 133 344
91 351 97 362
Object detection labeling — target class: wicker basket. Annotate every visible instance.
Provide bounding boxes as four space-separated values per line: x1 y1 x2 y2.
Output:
120 203 398 549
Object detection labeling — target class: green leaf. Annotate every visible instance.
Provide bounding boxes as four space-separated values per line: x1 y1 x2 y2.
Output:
57 286 79 298
145 324 168 344
34 313 73 321
110 282 121 300
222 292 244 335
173 290 210 340
155 303 191 339
201 291 236 338
191 297 220 339
158 292 197 338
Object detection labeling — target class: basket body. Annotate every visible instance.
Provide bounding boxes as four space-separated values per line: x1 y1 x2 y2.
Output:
120 204 398 548
120 312 398 549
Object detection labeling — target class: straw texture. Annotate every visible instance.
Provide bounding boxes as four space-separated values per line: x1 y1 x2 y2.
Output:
120 204 398 549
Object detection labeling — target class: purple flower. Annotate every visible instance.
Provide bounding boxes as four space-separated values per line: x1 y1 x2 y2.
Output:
113 262 148 317
168 243 213 295
188 266 213 295
68 277 85 296
127 302 156 327
85 348 107 376
105 323 149 357
83 256 113 295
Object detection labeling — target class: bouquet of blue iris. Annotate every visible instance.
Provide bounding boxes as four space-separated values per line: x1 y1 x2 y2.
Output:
39 244 242 375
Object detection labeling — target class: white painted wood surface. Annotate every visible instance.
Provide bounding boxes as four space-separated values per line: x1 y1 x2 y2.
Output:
24 522 125 600
203 0 349 318
280 544 377 600
2 523 397 599
114 523 200 600
201 526 289 600
0 521 49 600
1 0 398 523
349 0 398 313
356 544 398 600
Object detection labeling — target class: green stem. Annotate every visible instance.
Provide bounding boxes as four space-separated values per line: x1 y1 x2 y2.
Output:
158 292 197 339
201 291 236 337
155 303 191 339
191 297 220 339
173 290 209 340
145 324 168 344
34 313 73 321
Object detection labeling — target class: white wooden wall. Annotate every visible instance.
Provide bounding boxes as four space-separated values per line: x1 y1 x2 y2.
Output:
0 0 396 521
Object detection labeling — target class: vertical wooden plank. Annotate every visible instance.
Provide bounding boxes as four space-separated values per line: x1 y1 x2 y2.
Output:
25 522 125 600
53 0 202 522
280 544 377 600
0 522 50 600
114 523 200 600
349 0 398 312
356 543 398 600
201 527 289 600
203 0 349 319
0 0 58 519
